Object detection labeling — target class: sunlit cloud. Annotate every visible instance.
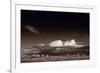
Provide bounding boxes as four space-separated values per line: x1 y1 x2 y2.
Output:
49 40 63 47
49 39 84 47
64 39 77 46
64 39 84 47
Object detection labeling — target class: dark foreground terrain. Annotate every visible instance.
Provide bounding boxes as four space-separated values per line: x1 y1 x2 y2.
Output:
21 46 89 63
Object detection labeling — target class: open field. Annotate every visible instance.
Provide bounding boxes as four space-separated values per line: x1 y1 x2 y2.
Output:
21 46 89 63
21 55 89 63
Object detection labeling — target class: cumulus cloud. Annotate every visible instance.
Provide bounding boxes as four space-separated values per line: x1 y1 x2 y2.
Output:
64 39 77 46
49 40 63 47
25 25 39 34
49 39 84 47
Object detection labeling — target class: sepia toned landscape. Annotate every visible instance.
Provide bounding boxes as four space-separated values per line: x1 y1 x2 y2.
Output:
21 10 89 63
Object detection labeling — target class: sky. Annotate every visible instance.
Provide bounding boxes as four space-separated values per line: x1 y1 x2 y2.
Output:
21 10 89 48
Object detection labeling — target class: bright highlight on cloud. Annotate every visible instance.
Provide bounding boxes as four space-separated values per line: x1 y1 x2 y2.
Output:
25 25 39 34
64 39 77 46
49 39 84 47
49 40 63 47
